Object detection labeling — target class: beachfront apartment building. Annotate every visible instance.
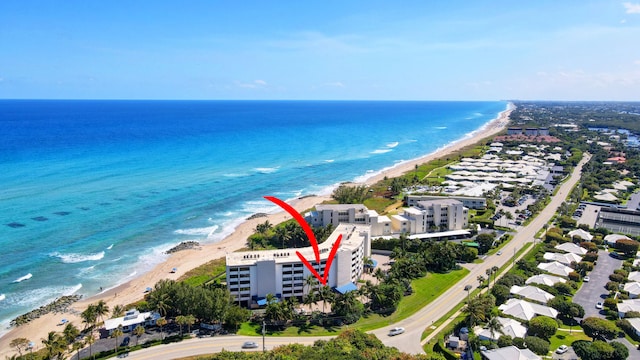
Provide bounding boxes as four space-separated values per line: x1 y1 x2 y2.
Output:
405 194 486 210
306 204 392 236
306 200 468 237
400 199 468 233
225 224 371 307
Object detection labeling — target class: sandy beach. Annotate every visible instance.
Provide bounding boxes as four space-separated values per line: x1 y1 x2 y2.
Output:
0 106 511 357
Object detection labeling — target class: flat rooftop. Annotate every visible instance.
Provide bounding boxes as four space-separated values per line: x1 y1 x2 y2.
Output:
226 223 370 267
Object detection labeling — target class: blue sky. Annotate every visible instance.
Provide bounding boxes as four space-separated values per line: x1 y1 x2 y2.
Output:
1 1 639 100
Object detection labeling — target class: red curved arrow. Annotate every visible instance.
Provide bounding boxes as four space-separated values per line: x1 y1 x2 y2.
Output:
264 196 342 285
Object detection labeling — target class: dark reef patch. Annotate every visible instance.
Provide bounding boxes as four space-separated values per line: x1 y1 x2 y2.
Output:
31 216 48 222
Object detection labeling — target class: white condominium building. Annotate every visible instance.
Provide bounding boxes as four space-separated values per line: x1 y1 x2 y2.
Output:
306 204 391 236
401 199 468 233
226 224 371 307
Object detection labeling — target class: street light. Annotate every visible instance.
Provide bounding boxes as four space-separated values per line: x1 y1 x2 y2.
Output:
464 285 472 326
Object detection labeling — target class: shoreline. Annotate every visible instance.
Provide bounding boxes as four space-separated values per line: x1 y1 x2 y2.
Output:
0 105 512 357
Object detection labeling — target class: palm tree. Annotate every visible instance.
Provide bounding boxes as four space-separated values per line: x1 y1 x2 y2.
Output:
485 317 503 342
112 326 124 353
318 285 334 314
149 290 171 317
175 315 187 336
42 331 66 360
84 332 95 360
373 268 385 285
477 275 486 288
63 322 80 357
72 341 84 360
80 304 98 358
156 317 168 340
255 220 272 235
304 275 318 297
133 325 145 346
491 266 499 288
94 300 110 326
184 314 196 335
111 304 125 318
63 322 80 345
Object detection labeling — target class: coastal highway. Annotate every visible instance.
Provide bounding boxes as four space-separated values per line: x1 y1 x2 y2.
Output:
372 153 591 354
127 335 333 360
128 154 590 359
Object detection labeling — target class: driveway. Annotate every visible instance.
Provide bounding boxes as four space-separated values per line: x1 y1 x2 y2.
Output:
573 250 622 319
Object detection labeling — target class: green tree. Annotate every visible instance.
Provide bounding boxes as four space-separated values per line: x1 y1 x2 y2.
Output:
42 331 67 360
94 300 110 326
485 317 503 341
582 317 618 340
156 317 168 340
528 316 558 340
523 335 550 355
617 239 640 257
464 293 495 326
224 305 250 331
133 325 145 346
175 315 187 336
476 233 495 254
9 338 30 358
112 326 124 353
111 304 125 318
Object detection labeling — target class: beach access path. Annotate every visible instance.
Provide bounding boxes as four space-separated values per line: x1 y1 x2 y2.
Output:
0 108 512 358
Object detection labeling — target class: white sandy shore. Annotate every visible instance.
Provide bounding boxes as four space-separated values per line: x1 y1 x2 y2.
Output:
0 106 512 357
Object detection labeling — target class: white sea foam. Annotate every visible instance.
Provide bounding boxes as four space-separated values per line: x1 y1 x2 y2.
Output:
223 173 248 178
435 126 447 129
254 167 279 174
51 251 105 264
174 225 219 237
12 273 32 283
386 142 399 148
106 244 114 250
324 159 335 163
0 294 5 302
370 149 392 154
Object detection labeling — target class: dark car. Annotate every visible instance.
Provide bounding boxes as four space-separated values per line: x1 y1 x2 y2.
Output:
121 336 130 347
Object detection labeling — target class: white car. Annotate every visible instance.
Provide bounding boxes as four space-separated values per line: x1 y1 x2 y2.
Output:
596 302 603 309
583 276 590 282
242 341 259 349
556 345 569 354
388 327 405 336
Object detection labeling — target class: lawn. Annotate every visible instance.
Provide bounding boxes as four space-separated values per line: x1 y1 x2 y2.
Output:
548 329 591 352
354 268 470 332
178 257 226 286
237 267 470 336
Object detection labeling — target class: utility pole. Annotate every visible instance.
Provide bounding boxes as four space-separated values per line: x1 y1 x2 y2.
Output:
262 321 266 353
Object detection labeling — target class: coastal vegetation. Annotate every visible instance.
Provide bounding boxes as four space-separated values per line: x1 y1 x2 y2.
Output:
186 329 446 360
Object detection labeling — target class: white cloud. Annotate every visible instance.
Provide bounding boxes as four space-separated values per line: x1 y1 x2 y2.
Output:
322 82 345 88
235 80 268 89
635 60 640 65
623 2 640 14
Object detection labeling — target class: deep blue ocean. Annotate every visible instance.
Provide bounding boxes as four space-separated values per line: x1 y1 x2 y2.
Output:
0 100 506 329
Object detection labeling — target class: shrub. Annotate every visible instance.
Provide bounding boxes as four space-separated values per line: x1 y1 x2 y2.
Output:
523 335 550 355
606 281 620 291
568 272 581 282
604 298 618 310
609 273 625 283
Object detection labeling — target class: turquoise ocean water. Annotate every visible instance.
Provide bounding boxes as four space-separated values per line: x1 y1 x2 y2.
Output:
0 100 506 330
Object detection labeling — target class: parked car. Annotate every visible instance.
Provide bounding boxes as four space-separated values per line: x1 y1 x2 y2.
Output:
583 276 590 282
388 327 405 336
497 251 502 256
121 336 130 347
596 302 603 309
556 345 569 354
242 341 259 349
